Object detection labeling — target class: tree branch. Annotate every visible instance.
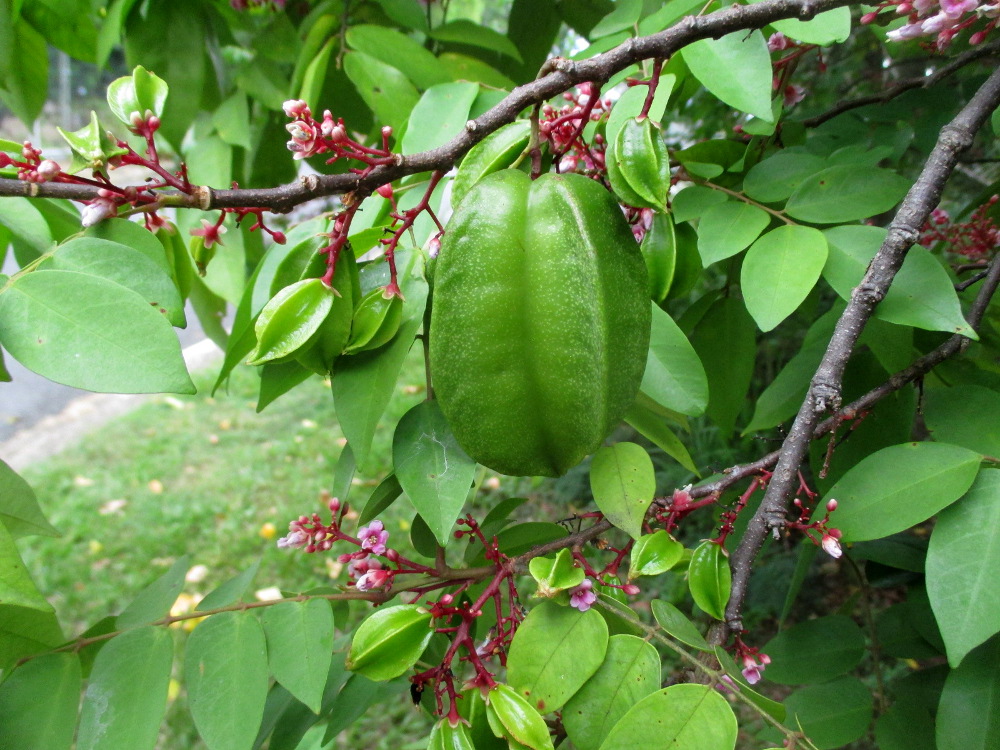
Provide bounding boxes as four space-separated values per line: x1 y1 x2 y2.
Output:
721 64 1000 636
0 0 852 213
802 37 1000 128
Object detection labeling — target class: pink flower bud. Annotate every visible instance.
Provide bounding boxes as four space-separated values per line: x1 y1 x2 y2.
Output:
376 183 394 200
328 496 341 512
36 160 61 182
428 236 441 258
438 594 454 606
283 99 310 118
0 152 11 167
381 125 393 139
622 584 641 596
826 498 838 512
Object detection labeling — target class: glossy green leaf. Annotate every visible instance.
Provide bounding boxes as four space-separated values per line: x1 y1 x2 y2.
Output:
487 684 554 750
641 303 709 417
186 612 269 750
358 473 403 526
743 151 827 203
438 53 516 89
682 30 773 121
212 91 251 150
393 400 477 546
346 604 433 681
196 560 260 611
257 361 313 412
651 599 711 652
507 601 609 713
925 386 1000 457
343 51 420 131
875 698 936 750
529 548 586 597
346 24 450 90
927 469 1000 667
626 397 698 475
76 627 173 750
261 600 335 713
629 530 684 579
786 165 911 223
0 11 48 125
784 677 873 749
563 635 660 750
0 652 80 750
690 297 757 436
770 6 851 44
822 442 982 542
936 636 1000 750
452 121 531 207
696 201 770 266
43 237 185 327
671 185 728 223
589 0 642 37
598 684 738 750
742 225 828 332
86 217 172 275
764 615 866 684
688 541 730 620
824 225 974 337
402 81 480 155
0 197 52 254
590 442 656 539
0 458 58 539
117 555 190 628
106 65 168 126
429 20 523 61
0 270 194 393
57 111 127 174
332 277 427 470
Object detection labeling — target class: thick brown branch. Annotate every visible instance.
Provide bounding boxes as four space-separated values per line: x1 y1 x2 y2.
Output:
802 38 1000 128
721 64 1000 637
0 0 851 213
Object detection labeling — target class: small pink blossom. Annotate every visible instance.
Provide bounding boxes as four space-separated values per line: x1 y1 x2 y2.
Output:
285 119 320 160
822 529 843 559
741 652 770 685
358 520 389 555
941 0 978 16
569 579 597 612
356 567 390 591
81 198 116 227
886 22 926 40
190 219 227 249
276 529 309 549
282 99 310 119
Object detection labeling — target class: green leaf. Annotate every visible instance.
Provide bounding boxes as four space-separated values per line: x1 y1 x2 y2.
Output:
690 297 757 436
261 600 335 713
0 458 58 539
598 684 738 750
763 615 866 684
0 197 52 257
186 612 269 750
651 599 711 652
346 25 449 90
453 121 531 207
925 386 1000 457
0 270 194 394
822 442 982 542
507 601 609 713
43 237 186 327
563 635 660 750
346 604 433 681
671 185 727 223
487 684 555 750
688 541 731 620
784 677 873 749
770 6 851 45
628 531 683 580
529 548 586 597
392 400 477 546
212 91 252 150
117 555 190 628
438 52 516 89
641 303 708 417
743 151 828 203
257 361 313 412
589 0 643 37
0 652 81 750
0 12 47 124
626 397 698 475
682 30 773 121
429 20 523 61
76 627 173 750
106 65 168 126
696 201 770 266
333 278 427 470
936 636 1000 750
85 217 172 276
196 560 261 611
343 51 420 131
927 470 1000 667
741 225 828 332
824 225 974 337
402 82 480 155
876 698 936 750
786 165 911 223
590 442 656 539
358 473 403 526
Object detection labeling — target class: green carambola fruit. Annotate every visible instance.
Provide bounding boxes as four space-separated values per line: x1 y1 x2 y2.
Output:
247 278 334 366
430 170 651 477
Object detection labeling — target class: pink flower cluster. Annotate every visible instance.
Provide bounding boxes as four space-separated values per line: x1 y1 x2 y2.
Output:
539 83 611 175
865 0 999 49
920 195 1000 258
